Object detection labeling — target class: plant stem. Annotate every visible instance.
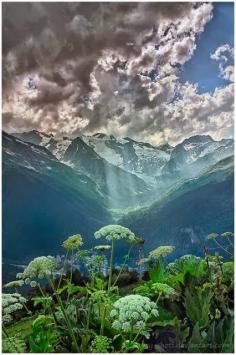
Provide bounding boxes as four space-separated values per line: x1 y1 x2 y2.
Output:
47 277 80 352
214 239 233 256
58 250 69 288
133 327 142 343
70 251 74 284
108 240 115 293
100 304 107 335
38 284 46 297
227 237 234 247
2 325 9 338
112 245 134 288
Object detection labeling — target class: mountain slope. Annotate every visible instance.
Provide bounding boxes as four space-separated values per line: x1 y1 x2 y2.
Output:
162 135 233 181
82 133 171 182
13 130 153 208
120 156 234 257
3 132 112 264
63 136 154 208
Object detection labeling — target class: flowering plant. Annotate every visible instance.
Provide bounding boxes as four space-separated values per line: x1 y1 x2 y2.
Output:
20 256 56 282
110 294 158 336
62 234 83 250
94 245 111 251
149 245 175 260
4 280 24 289
2 293 27 324
151 282 176 298
94 225 135 242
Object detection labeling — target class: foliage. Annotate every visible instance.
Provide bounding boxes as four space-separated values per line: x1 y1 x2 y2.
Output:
2 336 26 353
90 335 111 353
184 287 213 328
2 226 234 353
29 315 59 352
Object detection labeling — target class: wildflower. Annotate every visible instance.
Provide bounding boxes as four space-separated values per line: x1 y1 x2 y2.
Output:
221 232 234 238
149 245 175 259
3 280 24 289
16 273 23 279
129 236 145 245
2 293 27 324
30 281 37 288
110 294 158 335
94 245 111 251
138 257 150 265
24 278 31 285
62 234 83 250
151 282 176 297
90 335 111 353
95 225 136 242
206 233 219 240
21 256 56 281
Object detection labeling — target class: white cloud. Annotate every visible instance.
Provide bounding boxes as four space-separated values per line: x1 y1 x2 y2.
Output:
3 2 233 146
211 44 234 82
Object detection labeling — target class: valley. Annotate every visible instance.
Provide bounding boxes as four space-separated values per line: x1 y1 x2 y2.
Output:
3 130 234 266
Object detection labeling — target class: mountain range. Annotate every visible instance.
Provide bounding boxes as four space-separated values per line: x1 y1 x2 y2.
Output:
3 130 234 266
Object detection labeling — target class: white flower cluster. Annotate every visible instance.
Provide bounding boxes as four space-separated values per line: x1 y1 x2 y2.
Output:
95 225 136 242
151 283 176 297
62 234 83 250
110 295 158 334
20 256 56 282
3 280 24 289
2 293 27 324
94 245 111 251
149 245 175 260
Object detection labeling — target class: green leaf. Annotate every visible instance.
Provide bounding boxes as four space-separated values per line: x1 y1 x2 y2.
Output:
184 288 213 328
188 323 204 353
221 317 234 353
148 261 165 282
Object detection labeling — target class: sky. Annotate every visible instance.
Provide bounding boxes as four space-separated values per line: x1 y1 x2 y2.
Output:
2 2 234 145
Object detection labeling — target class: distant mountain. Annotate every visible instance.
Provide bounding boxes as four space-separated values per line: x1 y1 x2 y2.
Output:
2 132 112 264
13 131 234 188
162 135 233 182
12 130 72 160
120 155 234 257
82 133 171 182
3 130 234 266
12 130 152 208
63 136 152 208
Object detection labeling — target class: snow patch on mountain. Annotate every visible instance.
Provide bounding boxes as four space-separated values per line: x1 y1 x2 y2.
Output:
82 135 124 166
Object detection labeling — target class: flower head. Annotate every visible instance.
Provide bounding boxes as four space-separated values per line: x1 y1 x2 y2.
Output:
151 282 176 297
95 225 135 242
221 232 234 238
149 245 174 259
21 256 56 281
2 293 27 324
94 245 111 251
206 233 219 240
90 335 111 353
4 280 24 289
138 257 150 265
62 234 83 250
110 294 158 335
30 281 37 288
129 236 145 245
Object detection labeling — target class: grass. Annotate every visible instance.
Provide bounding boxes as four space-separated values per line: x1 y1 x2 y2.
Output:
5 315 36 340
